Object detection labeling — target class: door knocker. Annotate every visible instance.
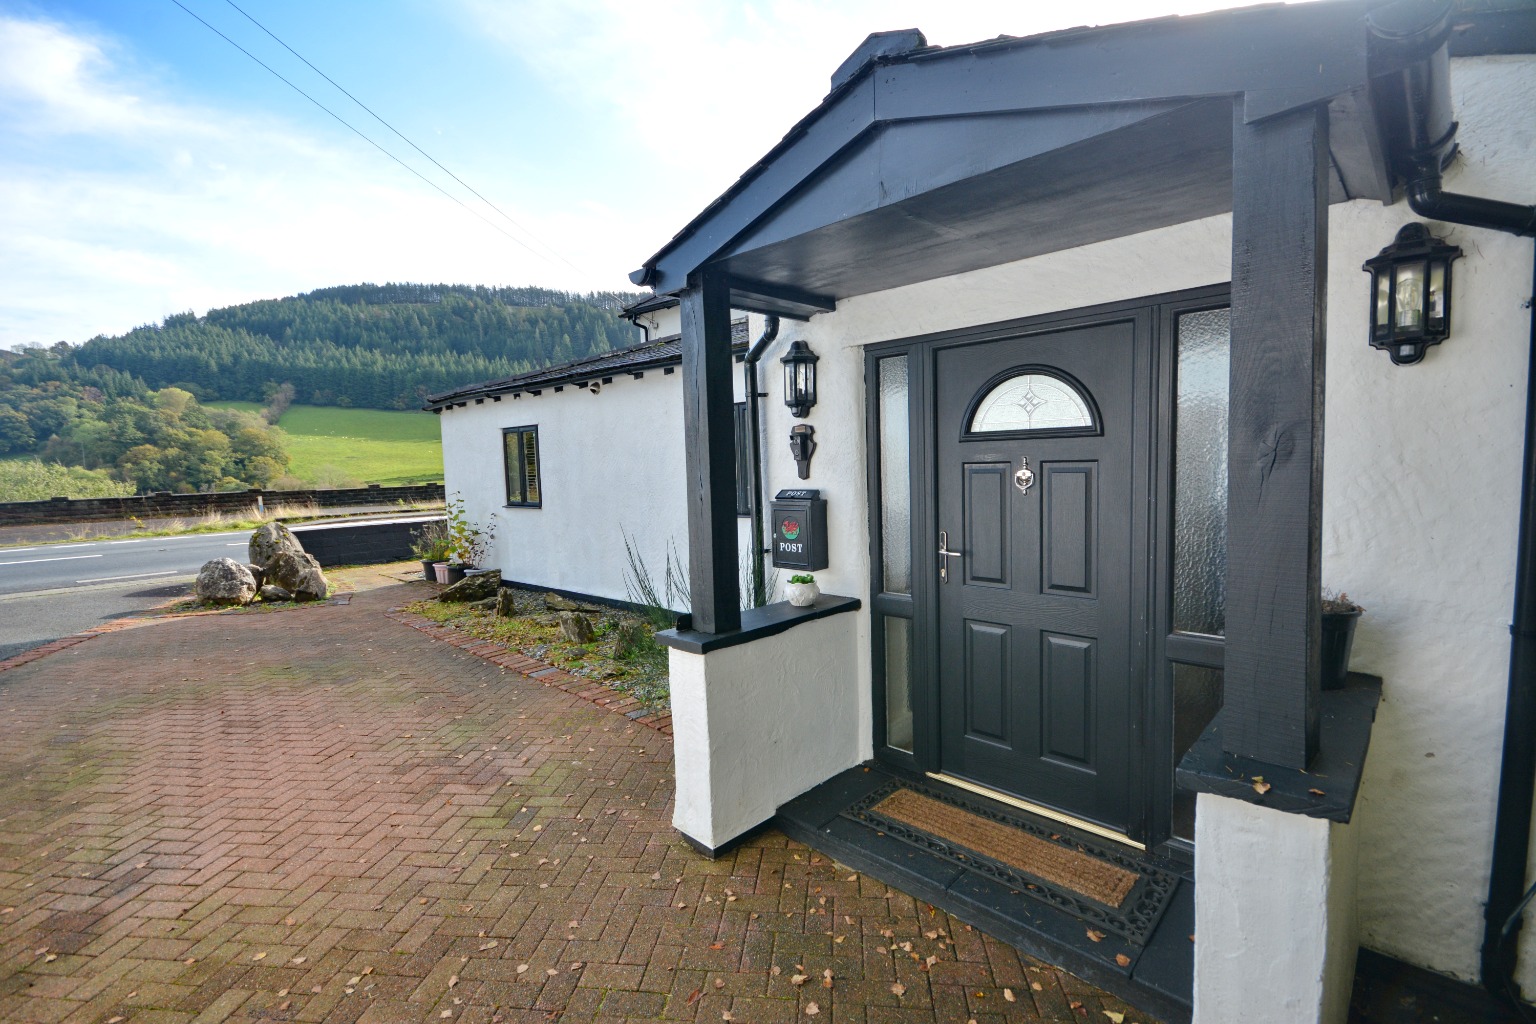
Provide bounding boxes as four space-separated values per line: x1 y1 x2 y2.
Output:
1014 456 1034 496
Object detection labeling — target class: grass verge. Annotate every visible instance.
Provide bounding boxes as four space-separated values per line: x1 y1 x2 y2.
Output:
405 589 669 711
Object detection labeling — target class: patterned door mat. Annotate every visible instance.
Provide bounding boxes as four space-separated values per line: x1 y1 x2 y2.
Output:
843 780 1177 944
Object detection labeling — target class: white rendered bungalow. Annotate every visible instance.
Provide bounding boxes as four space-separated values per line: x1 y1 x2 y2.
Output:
436 2 1536 1021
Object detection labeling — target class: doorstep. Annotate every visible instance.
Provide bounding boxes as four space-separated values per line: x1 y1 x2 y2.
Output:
775 763 1194 1024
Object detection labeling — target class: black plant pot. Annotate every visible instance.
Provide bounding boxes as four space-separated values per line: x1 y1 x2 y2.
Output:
1321 610 1362 691
445 563 468 585
420 559 436 581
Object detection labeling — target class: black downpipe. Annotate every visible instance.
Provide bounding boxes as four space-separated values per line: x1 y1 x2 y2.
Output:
1386 31 1536 1001
743 316 781 609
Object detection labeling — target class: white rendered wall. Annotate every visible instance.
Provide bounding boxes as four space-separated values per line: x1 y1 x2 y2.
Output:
1193 794 1359 1024
1327 56 1536 988
438 337 754 607
670 611 862 850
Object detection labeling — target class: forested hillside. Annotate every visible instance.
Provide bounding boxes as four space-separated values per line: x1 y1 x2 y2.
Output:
69 283 643 410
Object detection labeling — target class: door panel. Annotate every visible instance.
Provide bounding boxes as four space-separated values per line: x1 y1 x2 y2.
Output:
936 319 1138 831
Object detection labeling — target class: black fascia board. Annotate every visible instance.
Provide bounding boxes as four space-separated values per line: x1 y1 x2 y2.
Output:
423 343 682 410
633 0 1379 297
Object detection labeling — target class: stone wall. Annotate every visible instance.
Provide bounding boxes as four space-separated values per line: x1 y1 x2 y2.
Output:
0 483 446 527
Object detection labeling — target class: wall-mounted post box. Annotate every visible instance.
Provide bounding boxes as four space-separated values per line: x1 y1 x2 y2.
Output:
770 489 828 571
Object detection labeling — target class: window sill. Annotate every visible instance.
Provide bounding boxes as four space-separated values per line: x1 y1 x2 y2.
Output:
502 504 542 509
1174 672 1382 823
656 594 861 655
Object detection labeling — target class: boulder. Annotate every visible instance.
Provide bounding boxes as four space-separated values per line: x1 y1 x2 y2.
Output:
469 596 498 611
439 570 502 603
496 588 518 618
259 584 292 602
195 558 257 605
249 522 305 569
265 550 328 601
246 563 266 589
558 611 595 643
544 591 601 613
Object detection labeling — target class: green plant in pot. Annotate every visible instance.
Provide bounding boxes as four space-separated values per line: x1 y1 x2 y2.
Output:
444 495 497 583
785 573 819 608
410 520 453 581
1321 590 1365 690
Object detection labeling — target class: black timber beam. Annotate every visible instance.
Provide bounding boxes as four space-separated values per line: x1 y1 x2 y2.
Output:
1222 99 1328 769
726 276 837 321
679 267 742 634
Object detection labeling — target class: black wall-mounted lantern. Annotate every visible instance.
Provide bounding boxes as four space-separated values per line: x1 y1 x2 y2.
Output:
781 340 819 418
1362 222 1462 366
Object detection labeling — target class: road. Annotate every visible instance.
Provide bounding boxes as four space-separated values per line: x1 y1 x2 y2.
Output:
0 532 251 661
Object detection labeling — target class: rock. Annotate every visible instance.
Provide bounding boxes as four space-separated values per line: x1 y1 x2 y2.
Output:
439 570 502 603
469 596 498 611
558 611 595 643
496 588 518 618
195 558 257 605
245 563 266 589
265 550 328 601
544 591 602 613
259 584 292 602
249 522 305 568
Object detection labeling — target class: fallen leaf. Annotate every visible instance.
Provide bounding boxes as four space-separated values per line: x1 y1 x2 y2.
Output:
1086 929 1106 943
440 1012 452 1019
348 976 362 986
823 968 834 988
1032 982 1044 991
710 942 724 950
1252 777 1272 795
252 952 267 961
449 975 459 988
687 988 703 1005
1308 788 1326 796
279 1001 291 1011
714 978 725 989
545 968 558 977
1105 1013 1126 1023
44 954 56 962
310 986 323 994
790 973 809 986
1115 953 1132 967
805 1002 820 1016
516 964 529 974
108 1018 125 1024
1070 1000 1084 1009
723 1013 735 1022
771 966 782 977
479 940 499 951
1004 988 1016 1002
290 956 306 965
363 966 373 975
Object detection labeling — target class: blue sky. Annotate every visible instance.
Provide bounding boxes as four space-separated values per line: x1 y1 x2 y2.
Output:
0 0 1307 347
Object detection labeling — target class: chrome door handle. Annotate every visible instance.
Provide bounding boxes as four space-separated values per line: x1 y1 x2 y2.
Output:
938 530 961 584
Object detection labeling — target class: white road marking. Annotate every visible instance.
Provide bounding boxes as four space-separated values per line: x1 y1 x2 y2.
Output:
2 547 39 554
0 554 105 567
225 542 246 547
75 570 183 584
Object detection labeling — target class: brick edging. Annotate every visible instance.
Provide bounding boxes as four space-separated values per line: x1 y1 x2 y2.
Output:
384 608 674 736
0 621 133 674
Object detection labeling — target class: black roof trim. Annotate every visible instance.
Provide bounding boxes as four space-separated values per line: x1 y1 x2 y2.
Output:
425 320 749 409
620 293 680 319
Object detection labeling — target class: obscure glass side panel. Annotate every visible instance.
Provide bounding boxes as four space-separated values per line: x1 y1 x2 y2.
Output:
878 356 912 595
504 430 524 505
1172 663 1224 842
1173 308 1230 637
969 372 1094 433
885 616 914 752
522 430 541 505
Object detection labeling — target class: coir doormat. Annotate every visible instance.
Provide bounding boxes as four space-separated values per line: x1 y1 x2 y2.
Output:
843 781 1177 944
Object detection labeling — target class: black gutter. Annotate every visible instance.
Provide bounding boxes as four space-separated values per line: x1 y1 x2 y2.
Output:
743 315 780 608
1374 6 1536 1001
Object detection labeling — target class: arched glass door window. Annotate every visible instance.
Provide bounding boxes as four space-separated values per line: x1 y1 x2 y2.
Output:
963 367 1100 439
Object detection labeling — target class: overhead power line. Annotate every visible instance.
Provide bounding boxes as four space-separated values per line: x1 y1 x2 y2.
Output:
219 0 583 275
168 0 570 269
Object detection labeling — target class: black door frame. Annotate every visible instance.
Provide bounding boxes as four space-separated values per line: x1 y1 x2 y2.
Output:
866 282 1230 854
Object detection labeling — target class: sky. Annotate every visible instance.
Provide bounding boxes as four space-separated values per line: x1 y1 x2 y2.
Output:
0 0 1320 347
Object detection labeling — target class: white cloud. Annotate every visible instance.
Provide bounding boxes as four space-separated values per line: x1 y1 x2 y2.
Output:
0 13 617 346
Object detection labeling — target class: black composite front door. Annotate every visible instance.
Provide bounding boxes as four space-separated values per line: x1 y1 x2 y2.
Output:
935 317 1140 833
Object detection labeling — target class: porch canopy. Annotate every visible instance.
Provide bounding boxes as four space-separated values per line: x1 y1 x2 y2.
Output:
634 0 1447 771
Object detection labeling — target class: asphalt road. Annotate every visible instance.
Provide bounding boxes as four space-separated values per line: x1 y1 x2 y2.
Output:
0 532 250 661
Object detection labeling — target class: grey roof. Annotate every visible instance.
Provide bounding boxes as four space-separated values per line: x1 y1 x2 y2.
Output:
425 319 749 409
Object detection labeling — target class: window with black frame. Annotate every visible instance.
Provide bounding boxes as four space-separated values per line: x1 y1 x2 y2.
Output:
503 426 541 507
1168 306 1230 843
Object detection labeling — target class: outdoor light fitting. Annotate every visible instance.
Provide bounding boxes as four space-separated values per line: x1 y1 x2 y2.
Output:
789 424 817 480
1363 222 1462 366
781 340 819 418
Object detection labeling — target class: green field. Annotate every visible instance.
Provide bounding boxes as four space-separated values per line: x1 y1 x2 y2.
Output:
209 403 443 487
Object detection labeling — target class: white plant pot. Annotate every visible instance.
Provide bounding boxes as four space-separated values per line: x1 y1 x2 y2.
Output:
785 581 820 608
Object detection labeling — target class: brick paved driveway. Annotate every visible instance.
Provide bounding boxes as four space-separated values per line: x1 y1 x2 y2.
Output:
0 570 1155 1024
